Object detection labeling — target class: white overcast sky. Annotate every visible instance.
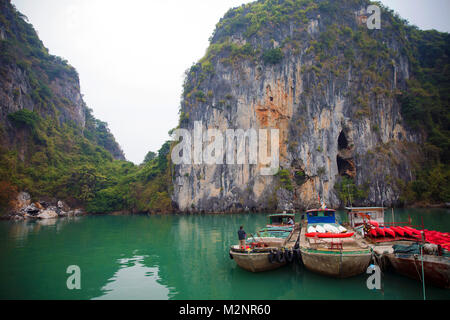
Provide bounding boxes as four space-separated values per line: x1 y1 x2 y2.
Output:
11 0 450 164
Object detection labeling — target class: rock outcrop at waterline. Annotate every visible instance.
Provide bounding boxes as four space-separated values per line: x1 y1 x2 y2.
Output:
6 191 84 220
172 0 426 212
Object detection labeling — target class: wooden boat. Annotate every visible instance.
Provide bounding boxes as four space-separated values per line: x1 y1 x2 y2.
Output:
229 213 297 272
229 237 287 272
258 213 296 238
300 208 372 278
384 242 450 289
347 207 450 288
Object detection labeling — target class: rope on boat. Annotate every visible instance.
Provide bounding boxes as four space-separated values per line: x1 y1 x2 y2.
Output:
371 249 387 271
413 255 422 283
370 248 385 294
420 243 426 300
412 243 426 300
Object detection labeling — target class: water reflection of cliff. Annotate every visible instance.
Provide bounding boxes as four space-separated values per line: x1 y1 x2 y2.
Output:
0 215 178 299
92 255 172 299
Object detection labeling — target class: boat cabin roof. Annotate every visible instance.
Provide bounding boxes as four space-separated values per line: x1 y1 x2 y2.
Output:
306 208 336 213
346 207 385 227
268 214 295 225
305 209 336 224
268 213 295 217
345 207 385 212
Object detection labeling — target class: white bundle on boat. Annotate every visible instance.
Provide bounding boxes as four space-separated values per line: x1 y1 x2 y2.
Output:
315 225 325 233
307 226 316 233
323 224 339 233
338 225 347 233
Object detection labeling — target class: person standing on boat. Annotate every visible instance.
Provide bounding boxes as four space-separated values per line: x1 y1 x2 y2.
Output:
238 226 246 249
288 217 294 225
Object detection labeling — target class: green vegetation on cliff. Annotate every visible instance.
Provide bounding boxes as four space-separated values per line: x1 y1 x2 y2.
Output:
397 28 450 204
0 108 173 214
0 1 172 215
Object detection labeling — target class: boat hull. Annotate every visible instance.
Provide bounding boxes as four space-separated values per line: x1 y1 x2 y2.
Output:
230 250 286 272
386 253 450 289
300 248 372 278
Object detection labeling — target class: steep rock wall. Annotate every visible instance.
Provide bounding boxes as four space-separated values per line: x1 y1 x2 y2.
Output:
173 0 423 211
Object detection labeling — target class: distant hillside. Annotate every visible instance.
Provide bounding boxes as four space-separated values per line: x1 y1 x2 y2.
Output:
0 0 172 214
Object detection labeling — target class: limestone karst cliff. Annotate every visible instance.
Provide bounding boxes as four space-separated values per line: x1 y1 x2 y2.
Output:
0 0 128 211
0 0 176 216
172 0 449 212
0 0 125 161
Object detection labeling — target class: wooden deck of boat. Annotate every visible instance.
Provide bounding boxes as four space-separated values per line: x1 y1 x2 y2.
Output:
283 223 301 249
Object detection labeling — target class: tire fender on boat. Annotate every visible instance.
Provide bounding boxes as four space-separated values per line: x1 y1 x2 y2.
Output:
268 250 276 264
295 249 302 263
277 250 286 263
286 250 294 263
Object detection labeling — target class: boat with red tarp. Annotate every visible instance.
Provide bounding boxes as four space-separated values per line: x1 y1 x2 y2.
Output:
346 207 450 288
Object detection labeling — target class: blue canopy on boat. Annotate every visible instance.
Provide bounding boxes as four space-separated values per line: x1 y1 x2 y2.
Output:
306 209 336 224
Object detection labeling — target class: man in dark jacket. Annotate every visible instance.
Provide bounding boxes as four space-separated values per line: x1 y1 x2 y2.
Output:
238 226 246 249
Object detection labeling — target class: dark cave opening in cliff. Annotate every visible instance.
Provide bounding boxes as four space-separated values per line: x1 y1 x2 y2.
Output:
338 130 348 150
337 130 356 177
337 155 355 178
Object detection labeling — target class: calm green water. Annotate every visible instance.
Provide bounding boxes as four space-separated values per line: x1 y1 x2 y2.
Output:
0 209 449 300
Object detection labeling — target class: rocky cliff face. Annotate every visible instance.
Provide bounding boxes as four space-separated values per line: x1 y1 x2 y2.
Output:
0 0 124 160
172 0 425 212
0 62 86 138
0 0 130 214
